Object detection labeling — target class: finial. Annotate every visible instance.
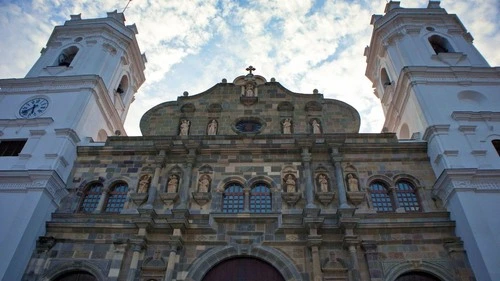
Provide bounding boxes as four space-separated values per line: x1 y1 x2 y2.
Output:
246 65 256 75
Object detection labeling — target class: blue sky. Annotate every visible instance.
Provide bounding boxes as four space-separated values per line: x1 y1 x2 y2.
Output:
0 0 498 136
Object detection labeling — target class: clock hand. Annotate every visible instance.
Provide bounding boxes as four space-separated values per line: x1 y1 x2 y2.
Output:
30 104 38 115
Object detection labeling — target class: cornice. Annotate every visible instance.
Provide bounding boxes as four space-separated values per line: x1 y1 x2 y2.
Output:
0 117 54 127
422 125 450 142
0 170 68 205
382 66 500 131
74 134 427 158
452 111 500 122
432 168 500 205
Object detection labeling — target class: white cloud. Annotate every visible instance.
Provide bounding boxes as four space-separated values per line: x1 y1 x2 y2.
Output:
0 0 498 137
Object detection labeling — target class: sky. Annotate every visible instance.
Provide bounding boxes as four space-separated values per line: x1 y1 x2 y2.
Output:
0 0 498 136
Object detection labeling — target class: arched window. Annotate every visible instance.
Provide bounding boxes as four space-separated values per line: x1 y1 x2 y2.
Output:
428 35 454 54
54 270 97 281
116 75 129 98
222 183 244 213
380 68 391 87
79 183 103 213
104 182 128 213
396 181 421 212
250 183 272 213
399 123 410 139
57 46 79 67
492 139 500 156
369 182 394 212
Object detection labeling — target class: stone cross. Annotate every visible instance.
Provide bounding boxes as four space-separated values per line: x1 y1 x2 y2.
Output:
246 65 256 74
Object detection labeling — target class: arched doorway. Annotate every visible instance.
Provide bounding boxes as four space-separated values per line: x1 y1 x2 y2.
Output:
395 271 442 281
202 257 285 281
53 270 97 281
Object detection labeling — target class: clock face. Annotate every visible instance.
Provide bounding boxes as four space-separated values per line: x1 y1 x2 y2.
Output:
19 98 49 118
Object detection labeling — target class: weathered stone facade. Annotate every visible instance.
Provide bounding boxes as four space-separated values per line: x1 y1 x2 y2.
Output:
22 72 474 281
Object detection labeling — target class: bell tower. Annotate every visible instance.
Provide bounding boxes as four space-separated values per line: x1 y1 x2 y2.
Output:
0 11 146 280
365 1 500 281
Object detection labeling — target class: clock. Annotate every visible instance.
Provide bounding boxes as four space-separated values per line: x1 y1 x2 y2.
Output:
19 97 49 118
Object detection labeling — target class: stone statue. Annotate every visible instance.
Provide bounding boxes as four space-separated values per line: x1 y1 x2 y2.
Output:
179 120 190 136
198 175 211 192
138 174 151 193
167 175 179 193
318 174 328 192
284 174 296 192
282 118 292 134
245 83 255 97
312 120 321 134
207 119 217 135
347 173 359 192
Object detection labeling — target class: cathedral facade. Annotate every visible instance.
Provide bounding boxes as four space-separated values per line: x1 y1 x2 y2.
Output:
0 1 498 281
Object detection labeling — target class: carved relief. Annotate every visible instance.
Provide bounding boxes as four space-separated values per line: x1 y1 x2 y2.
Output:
317 173 329 192
197 174 211 192
282 118 292 134
179 119 190 136
315 172 335 206
207 119 218 135
311 119 322 134
281 166 301 206
167 175 179 193
346 173 359 192
137 174 151 193
284 174 297 193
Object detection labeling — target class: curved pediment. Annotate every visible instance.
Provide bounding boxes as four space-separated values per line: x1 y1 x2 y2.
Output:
140 73 360 136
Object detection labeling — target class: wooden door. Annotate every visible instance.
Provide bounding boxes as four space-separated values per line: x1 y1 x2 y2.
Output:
395 271 441 281
202 257 285 281
54 270 97 281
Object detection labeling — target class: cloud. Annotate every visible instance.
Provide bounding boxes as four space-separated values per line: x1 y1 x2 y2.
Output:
0 0 498 137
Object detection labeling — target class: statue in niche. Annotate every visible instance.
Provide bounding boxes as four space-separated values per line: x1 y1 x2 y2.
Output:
179 119 190 136
317 174 329 192
347 173 359 192
244 83 256 97
207 119 217 135
167 175 179 193
284 174 296 192
137 174 152 193
312 119 321 134
282 118 292 134
198 174 211 192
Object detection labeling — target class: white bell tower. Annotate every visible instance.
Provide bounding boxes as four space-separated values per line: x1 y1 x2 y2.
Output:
365 2 500 281
0 11 146 280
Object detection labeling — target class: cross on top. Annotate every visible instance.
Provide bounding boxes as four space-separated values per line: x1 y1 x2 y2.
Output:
246 65 256 74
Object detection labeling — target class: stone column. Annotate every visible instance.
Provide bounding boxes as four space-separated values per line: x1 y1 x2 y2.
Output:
310 244 322 281
330 148 349 208
94 186 109 213
145 150 166 207
126 241 145 281
339 212 360 281
164 242 181 281
301 147 316 208
243 186 251 212
362 241 383 281
305 217 324 281
389 186 403 212
347 244 361 281
178 148 196 209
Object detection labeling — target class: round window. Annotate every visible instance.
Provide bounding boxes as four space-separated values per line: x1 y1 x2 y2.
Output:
235 120 263 133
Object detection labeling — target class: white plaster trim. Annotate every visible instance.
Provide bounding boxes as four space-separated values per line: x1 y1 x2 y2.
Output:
422 125 450 142
432 169 500 205
452 111 500 122
55 128 81 144
0 118 54 127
